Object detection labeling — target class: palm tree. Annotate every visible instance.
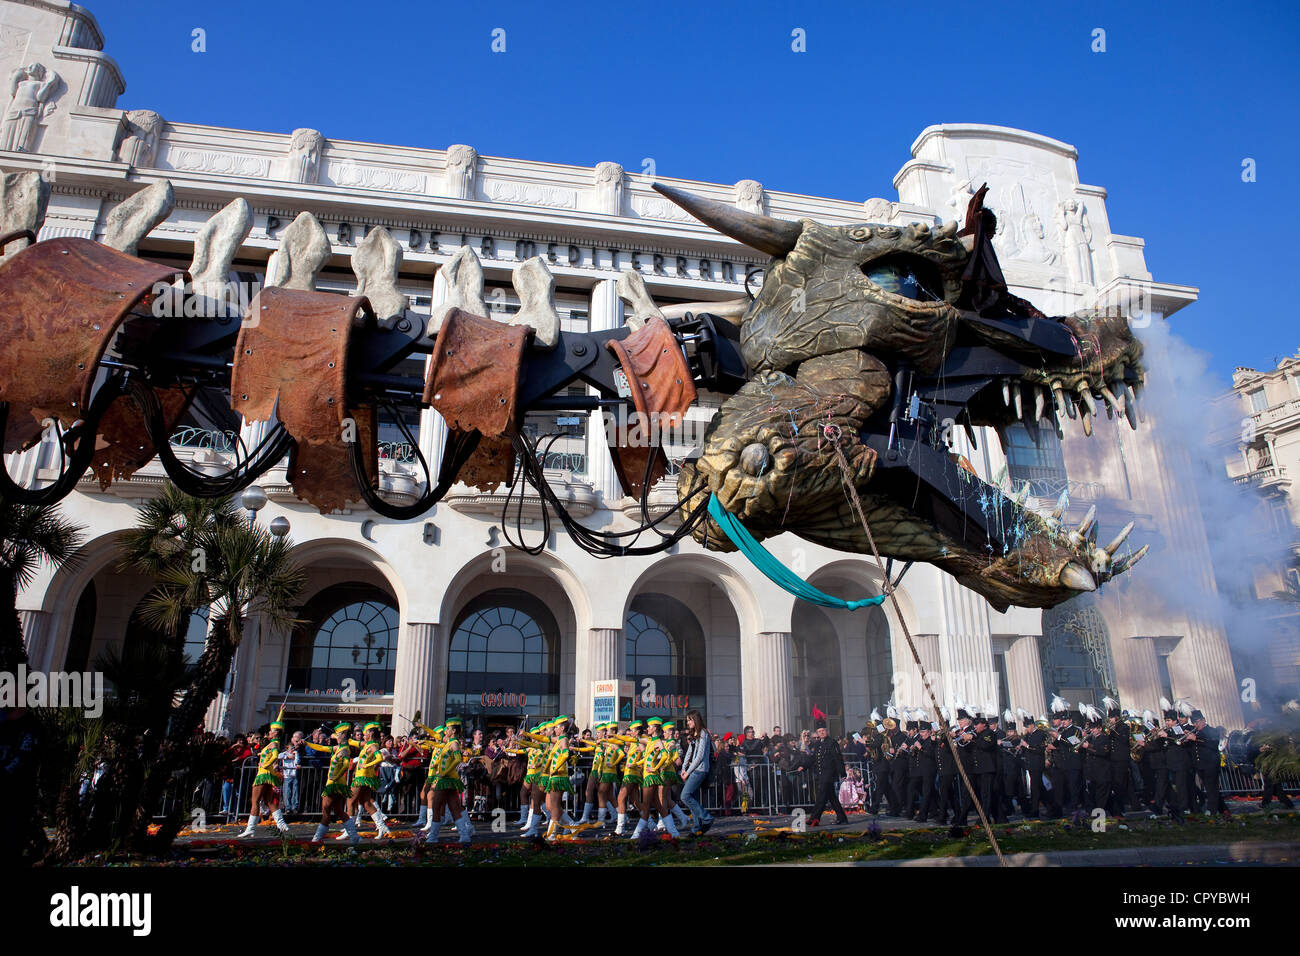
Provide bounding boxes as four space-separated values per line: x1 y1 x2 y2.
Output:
121 483 304 851
0 500 84 672
43 483 304 859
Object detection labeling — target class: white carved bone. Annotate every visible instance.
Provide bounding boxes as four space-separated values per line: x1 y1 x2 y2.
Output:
266 211 330 291
428 245 487 334
509 256 560 348
352 226 407 324
616 269 665 332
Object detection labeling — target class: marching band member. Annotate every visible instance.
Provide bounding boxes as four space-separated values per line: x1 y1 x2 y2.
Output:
576 722 607 825
419 716 473 844
509 723 550 834
613 721 645 835
307 722 360 844
349 722 392 840
238 716 291 838
630 717 680 840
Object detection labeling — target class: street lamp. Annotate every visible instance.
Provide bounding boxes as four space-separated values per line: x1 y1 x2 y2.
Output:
269 515 291 539
240 485 268 529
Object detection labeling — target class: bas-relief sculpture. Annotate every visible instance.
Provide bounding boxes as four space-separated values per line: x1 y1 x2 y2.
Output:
1 62 57 152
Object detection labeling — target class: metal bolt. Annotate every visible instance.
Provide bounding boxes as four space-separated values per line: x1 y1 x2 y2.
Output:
573 343 588 356
240 394 248 401
60 249 68 254
433 393 441 401
642 382 649 389
327 361 335 368
245 348 252 355
326 396 334 404
499 397 507 404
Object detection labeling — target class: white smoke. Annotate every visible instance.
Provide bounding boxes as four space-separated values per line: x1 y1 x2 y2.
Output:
1129 319 1291 667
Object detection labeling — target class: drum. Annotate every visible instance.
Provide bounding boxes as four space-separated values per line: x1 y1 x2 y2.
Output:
1224 729 1254 768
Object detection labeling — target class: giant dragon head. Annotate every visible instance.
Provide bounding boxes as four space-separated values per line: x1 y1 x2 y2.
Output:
656 182 1147 611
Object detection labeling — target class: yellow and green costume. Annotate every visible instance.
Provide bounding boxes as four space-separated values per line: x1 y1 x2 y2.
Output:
599 735 624 784
543 740 574 793
353 741 383 790
252 738 283 787
323 744 352 798
428 741 465 791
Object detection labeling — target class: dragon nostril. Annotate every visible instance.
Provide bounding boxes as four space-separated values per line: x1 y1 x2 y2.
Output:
740 443 770 476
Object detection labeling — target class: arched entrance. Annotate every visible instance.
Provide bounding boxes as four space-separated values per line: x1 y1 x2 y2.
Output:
446 588 561 736
790 604 843 736
625 593 706 724
286 584 400 696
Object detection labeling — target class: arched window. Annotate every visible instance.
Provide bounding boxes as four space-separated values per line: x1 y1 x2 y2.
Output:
863 605 893 710
792 605 844 737
625 593 706 722
447 589 560 721
286 585 399 695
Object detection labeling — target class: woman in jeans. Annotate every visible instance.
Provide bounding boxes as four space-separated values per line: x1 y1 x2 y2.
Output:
679 710 714 835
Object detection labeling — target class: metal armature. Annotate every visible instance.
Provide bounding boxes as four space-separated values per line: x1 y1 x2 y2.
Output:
0 178 746 549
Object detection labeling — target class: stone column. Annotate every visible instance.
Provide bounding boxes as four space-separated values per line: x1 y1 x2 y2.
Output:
18 608 52 671
418 273 450 472
1005 634 1047 714
575 627 623 728
586 279 622 502
936 575 997 710
740 631 793 733
393 622 440 735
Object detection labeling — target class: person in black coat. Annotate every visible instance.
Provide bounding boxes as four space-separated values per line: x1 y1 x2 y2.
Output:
1104 706 1131 817
1158 709 1191 822
954 709 978 823
934 723 960 824
997 720 1023 819
807 720 848 825
1141 723 1168 815
888 722 911 817
1188 711 1225 815
1080 719 1112 810
905 721 938 822
1048 712 1084 815
986 712 1008 823
1018 717 1049 817
968 714 998 820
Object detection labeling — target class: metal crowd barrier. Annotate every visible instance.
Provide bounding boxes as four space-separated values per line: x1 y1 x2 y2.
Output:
155 750 1295 822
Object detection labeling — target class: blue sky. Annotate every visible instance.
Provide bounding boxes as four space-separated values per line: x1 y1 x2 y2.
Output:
91 0 1299 382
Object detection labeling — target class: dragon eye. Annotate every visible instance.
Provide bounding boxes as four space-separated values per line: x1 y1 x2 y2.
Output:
849 226 872 241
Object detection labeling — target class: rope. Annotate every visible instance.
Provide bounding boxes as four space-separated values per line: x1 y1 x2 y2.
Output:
822 423 1007 866
707 494 885 611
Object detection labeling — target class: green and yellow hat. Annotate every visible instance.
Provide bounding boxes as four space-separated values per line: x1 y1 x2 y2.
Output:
333 721 352 735
628 720 644 731
432 724 445 736
269 719 286 732
646 717 664 727
662 721 676 730
445 716 463 728
363 721 382 734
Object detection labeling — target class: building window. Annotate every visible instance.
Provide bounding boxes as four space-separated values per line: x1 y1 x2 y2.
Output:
993 651 1011 712
1156 653 1175 703
287 585 399 695
446 589 560 724
625 593 706 722
1004 423 1068 492
1249 388 1268 414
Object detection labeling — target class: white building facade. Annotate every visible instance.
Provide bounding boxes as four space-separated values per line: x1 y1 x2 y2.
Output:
4 0 1246 738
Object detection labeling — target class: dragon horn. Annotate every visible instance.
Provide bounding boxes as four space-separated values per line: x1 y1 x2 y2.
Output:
651 182 803 257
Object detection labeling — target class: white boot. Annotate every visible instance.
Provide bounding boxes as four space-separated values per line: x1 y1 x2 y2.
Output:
520 808 536 831
372 812 391 839
629 817 647 841
456 812 472 844
615 812 627 835
311 824 327 844
239 814 257 838
544 819 559 842
442 808 454 825
578 802 594 824
272 809 290 834
561 809 576 826
335 811 359 840
343 819 361 845
516 805 528 824
672 805 690 829
522 814 541 838
415 806 428 829
655 814 667 832
662 812 680 838
426 822 441 843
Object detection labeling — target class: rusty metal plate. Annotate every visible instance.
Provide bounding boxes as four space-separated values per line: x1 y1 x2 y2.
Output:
231 286 376 513
0 237 185 452
606 316 698 497
91 386 192 489
423 308 529 491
